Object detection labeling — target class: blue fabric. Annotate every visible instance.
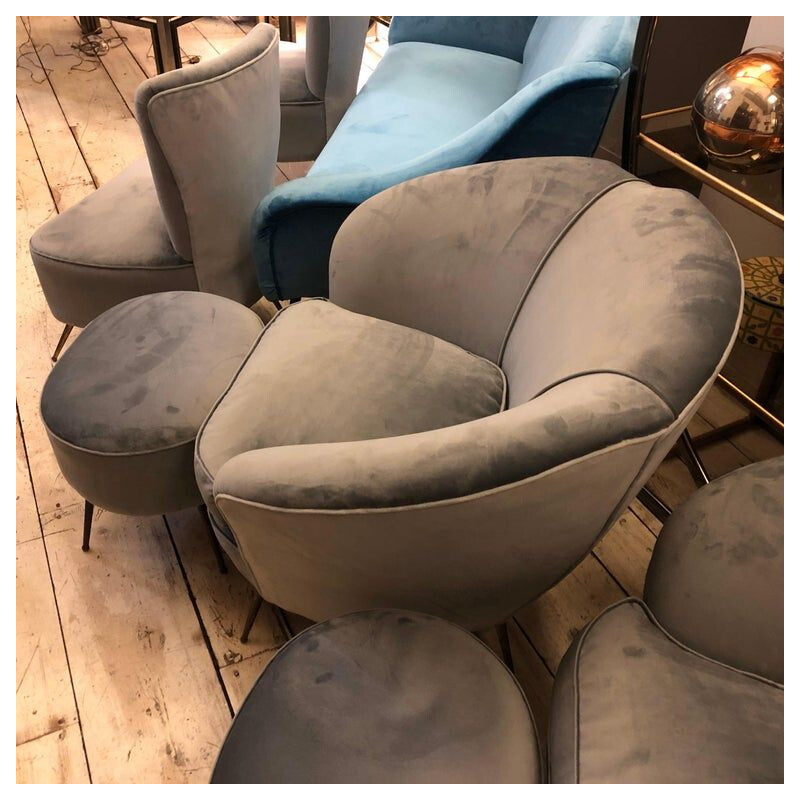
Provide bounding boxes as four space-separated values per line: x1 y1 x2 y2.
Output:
253 16 640 300
312 43 522 177
388 16 536 62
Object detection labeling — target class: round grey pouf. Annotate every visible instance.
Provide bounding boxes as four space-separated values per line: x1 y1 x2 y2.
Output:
211 609 541 783
40 291 263 517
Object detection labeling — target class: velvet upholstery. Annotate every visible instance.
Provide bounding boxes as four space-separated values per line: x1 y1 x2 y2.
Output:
30 24 279 328
549 459 784 783
211 610 541 783
645 457 784 683
253 16 639 300
278 17 370 162
40 292 263 516
196 299 506 508
197 158 743 630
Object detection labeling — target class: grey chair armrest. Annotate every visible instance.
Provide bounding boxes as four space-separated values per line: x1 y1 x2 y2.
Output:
213 373 672 511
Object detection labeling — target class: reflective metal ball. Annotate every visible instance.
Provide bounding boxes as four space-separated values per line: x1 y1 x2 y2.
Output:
692 46 783 174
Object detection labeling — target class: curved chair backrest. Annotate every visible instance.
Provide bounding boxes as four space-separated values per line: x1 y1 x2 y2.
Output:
135 23 279 306
305 16 370 138
327 158 743 626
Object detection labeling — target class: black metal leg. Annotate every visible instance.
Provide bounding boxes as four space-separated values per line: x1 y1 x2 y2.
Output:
198 505 227 574
678 429 710 486
637 485 672 523
51 324 74 363
240 593 264 643
496 620 514 671
271 299 283 314
289 298 301 304
82 500 94 552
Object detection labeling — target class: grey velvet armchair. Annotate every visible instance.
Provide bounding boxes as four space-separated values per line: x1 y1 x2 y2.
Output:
29 23 280 360
550 457 783 782
278 16 369 161
195 157 743 634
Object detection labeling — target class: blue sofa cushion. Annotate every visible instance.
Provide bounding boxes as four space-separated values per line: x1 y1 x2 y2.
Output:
311 41 522 177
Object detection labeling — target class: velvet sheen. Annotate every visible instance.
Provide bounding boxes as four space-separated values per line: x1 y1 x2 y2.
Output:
549 600 783 783
195 299 506 503
389 16 537 61
645 457 784 683
211 611 540 783
41 292 263 454
30 159 197 327
253 16 639 300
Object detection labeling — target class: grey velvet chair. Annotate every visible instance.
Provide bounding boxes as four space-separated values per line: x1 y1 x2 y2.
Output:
211 610 541 783
195 157 743 637
549 457 784 783
278 16 370 161
29 23 280 361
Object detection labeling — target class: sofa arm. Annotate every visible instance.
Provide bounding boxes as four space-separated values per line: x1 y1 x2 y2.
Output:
253 61 623 300
212 373 671 511
388 16 536 61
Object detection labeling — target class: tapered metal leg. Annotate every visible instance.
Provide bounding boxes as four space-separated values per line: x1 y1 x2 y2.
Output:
51 324 74 363
678 429 710 487
496 620 514 671
82 500 93 552
198 504 227 574
240 593 264 643
271 299 283 314
637 485 672 523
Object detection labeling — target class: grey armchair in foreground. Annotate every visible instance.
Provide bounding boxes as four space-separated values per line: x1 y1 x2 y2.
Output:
29 23 280 361
278 16 370 161
549 457 784 783
195 156 744 636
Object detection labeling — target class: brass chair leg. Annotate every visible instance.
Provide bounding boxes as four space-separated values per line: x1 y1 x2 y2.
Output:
51 324 74 363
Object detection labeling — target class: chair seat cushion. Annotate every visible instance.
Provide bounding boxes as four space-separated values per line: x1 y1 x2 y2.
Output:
211 610 541 783
41 291 263 515
310 41 521 176
196 299 506 501
279 44 320 104
30 159 197 326
549 599 784 783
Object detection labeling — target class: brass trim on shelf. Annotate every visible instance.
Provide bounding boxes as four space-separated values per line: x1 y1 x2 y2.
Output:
638 132 784 228
640 105 692 120
716 374 784 435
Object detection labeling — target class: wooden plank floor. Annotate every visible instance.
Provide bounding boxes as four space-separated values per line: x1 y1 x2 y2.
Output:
15 16 783 783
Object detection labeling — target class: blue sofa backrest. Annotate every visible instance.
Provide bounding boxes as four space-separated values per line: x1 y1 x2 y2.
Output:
389 16 537 62
520 16 638 89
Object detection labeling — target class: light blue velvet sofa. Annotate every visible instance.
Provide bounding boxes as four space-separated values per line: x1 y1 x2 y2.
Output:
253 16 639 300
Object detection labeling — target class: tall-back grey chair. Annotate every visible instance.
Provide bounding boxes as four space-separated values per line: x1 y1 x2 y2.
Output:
195 157 743 634
29 23 280 360
278 16 369 161
550 457 783 782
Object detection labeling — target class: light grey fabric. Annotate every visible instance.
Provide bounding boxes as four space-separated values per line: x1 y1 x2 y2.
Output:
196 298 506 505
29 160 196 327
215 437 657 629
211 610 541 783
549 599 783 783
501 180 743 411
645 457 784 683
31 24 280 328
136 23 279 305
330 157 639 361
278 17 369 162
40 292 263 515
203 159 742 630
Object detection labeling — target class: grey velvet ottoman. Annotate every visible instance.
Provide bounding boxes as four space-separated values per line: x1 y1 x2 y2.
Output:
211 610 541 783
40 291 263 559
